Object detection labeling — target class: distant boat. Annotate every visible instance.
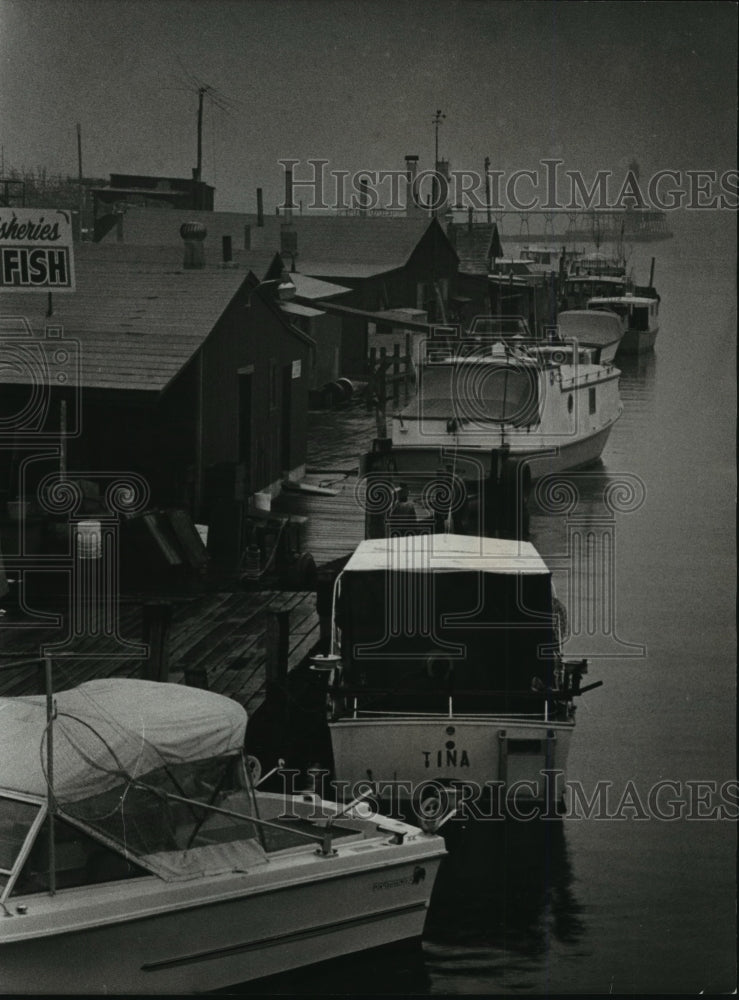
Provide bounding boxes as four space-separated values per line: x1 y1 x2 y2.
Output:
0 678 446 992
518 245 566 274
587 293 661 355
388 321 623 481
322 533 599 807
555 309 625 364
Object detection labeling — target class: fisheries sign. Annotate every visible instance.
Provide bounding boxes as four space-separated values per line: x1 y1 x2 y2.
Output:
0 209 76 292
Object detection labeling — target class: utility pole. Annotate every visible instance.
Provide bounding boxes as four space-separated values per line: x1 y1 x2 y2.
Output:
196 87 205 183
484 155 491 224
76 124 84 239
195 86 205 209
431 109 445 216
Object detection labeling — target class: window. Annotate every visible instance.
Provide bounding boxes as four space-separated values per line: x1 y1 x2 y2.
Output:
13 817 147 894
589 387 597 414
0 796 41 894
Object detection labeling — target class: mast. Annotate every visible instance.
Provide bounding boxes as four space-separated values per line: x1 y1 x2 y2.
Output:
44 655 56 895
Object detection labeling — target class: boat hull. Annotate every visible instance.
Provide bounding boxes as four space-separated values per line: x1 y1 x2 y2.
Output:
617 325 659 355
389 420 617 481
330 715 574 806
0 846 443 993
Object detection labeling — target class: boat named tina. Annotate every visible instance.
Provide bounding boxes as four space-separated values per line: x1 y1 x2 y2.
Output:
321 533 599 807
0 678 445 993
388 325 623 481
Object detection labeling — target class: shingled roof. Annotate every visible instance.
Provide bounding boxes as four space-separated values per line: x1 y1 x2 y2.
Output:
0 244 278 394
448 222 505 274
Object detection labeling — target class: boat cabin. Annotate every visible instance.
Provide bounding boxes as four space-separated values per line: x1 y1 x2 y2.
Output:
332 534 564 717
587 295 659 333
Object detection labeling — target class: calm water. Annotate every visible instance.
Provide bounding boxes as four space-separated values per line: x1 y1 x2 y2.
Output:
238 214 736 995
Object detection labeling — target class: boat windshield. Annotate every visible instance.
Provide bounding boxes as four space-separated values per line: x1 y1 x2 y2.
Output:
0 795 42 897
414 362 540 426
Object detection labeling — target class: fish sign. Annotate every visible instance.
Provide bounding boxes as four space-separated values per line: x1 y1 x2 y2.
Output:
0 209 75 292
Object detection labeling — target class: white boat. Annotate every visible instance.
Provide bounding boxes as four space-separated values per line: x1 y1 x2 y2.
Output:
388 323 623 481
568 250 627 278
555 309 625 364
321 533 597 807
0 678 446 993
587 293 661 355
518 245 564 273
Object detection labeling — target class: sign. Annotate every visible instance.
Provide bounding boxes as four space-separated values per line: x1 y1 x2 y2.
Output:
291 359 302 379
0 209 75 292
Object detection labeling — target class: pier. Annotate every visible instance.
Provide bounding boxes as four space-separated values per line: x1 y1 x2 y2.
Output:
0 589 320 707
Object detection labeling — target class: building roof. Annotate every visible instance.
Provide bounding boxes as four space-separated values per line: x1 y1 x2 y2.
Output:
101 207 445 276
289 273 352 299
448 222 505 274
0 244 290 393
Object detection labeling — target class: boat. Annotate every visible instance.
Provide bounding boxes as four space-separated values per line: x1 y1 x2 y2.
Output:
0 677 446 993
587 293 661 355
387 319 623 482
555 309 625 364
568 250 628 278
319 533 598 807
518 245 565 273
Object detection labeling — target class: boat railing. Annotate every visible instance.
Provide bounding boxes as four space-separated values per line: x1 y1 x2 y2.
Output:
150 787 377 857
333 687 576 725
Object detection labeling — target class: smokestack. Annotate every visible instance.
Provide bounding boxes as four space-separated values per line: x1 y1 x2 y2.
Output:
284 169 294 222
280 224 298 271
358 175 370 217
180 221 207 269
404 155 420 218
256 187 264 227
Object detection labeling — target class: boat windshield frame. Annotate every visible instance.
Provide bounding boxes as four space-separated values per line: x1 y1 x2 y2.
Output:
0 790 46 905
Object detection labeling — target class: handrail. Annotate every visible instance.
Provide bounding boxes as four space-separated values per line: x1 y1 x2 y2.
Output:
152 789 350 857
331 685 580 702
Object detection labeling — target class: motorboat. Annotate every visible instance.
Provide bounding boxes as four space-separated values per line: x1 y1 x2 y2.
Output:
568 250 627 278
319 533 598 807
518 245 564 274
555 309 625 364
0 677 446 993
387 320 623 482
587 293 661 355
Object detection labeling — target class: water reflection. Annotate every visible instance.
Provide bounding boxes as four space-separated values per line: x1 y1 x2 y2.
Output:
424 818 584 992
616 350 657 388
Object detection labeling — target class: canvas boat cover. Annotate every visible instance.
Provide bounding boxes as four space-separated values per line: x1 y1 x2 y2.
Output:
556 310 623 345
340 534 550 576
0 679 246 803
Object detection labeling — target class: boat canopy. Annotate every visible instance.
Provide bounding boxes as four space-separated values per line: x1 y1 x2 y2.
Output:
587 296 656 308
556 310 623 346
0 679 246 803
340 534 550 576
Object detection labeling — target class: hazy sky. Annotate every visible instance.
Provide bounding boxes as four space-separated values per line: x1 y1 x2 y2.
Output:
1 0 736 212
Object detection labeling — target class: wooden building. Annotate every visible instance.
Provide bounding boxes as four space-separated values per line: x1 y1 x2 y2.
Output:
0 240 313 531
92 174 215 240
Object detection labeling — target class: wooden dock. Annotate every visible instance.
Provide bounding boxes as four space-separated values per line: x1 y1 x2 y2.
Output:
0 590 320 709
